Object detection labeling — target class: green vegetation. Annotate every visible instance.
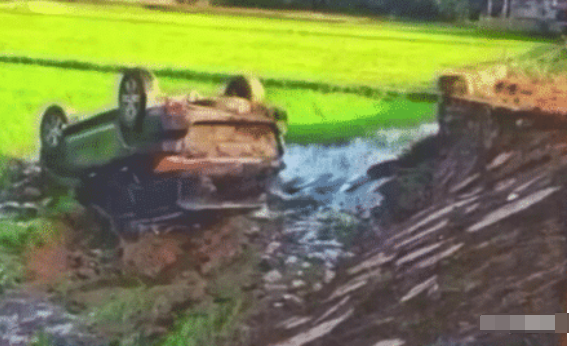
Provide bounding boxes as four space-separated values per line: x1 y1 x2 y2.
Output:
505 43 567 78
0 63 434 155
0 219 59 293
0 0 551 155
0 252 24 294
163 299 248 345
0 219 58 253
0 1 542 88
90 286 154 324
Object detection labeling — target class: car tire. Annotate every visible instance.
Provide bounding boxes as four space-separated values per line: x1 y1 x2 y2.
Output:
118 68 158 135
224 75 265 103
40 105 68 166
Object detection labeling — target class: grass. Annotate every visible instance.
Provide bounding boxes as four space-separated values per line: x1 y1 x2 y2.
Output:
0 0 552 156
0 62 435 156
0 1 544 89
505 43 567 78
0 219 58 252
161 242 261 346
163 299 248 346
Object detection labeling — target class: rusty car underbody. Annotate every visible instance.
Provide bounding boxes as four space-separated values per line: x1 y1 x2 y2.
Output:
39 69 287 231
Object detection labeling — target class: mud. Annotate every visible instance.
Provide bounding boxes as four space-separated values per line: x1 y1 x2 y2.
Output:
250 85 566 345
1 95 564 346
1 122 437 344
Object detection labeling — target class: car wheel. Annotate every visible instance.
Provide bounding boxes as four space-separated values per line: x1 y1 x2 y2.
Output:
40 105 68 164
224 75 265 103
118 68 158 134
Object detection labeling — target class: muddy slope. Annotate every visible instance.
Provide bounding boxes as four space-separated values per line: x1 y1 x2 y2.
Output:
251 97 567 345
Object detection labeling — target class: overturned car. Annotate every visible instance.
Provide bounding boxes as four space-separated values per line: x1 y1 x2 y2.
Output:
40 68 287 228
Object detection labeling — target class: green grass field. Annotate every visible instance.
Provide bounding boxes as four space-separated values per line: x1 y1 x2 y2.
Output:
0 63 434 156
0 0 551 156
0 1 544 88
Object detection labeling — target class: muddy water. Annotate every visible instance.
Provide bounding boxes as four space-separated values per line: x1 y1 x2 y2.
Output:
279 123 438 214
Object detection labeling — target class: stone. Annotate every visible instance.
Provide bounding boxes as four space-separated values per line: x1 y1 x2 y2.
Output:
327 274 372 301
277 309 353 346
263 270 283 283
277 316 312 329
324 269 335 284
396 242 443 267
292 279 306 288
374 338 405 346
415 243 464 269
265 242 281 255
394 220 448 250
315 296 350 324
450 174 480 193
507 193 519 201
400 275 437 303
467 187 560 232
348 252 394 275
487 152 514 170
283 293 304 305
285 256 298 265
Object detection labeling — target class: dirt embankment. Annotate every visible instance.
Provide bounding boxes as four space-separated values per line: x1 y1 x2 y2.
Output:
0 73 566 345
250 77 567 345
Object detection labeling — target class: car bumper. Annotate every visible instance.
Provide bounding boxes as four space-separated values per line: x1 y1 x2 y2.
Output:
153 156 283 177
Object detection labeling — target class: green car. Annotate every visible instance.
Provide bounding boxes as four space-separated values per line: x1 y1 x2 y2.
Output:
40 69 287 227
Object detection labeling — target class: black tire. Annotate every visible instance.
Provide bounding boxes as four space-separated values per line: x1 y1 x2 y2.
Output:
224 75 265 103
40 105 68 167
118 68 157 134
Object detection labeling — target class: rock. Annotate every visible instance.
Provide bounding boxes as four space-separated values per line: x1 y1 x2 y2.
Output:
312 282 323 291
367 159 399 180
244 225 261 235
251 205 278 220
292 279 305 288
285 256 298 265
324 269 335 283
263 270 283 283
265 242 281 255
283 293 304 305
374 338 405 346
22 187 42 199
507 193 519 201
301 262 311 268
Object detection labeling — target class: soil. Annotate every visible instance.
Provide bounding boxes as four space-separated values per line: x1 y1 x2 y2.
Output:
491 74 567 116
248 78 567 345
0 74 565 345
442 68 567 117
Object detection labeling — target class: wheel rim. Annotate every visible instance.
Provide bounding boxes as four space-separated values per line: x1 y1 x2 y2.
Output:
121 77 141 125
42 113 64 148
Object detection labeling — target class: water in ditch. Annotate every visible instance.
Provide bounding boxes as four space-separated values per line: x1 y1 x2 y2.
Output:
278 123 439 215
